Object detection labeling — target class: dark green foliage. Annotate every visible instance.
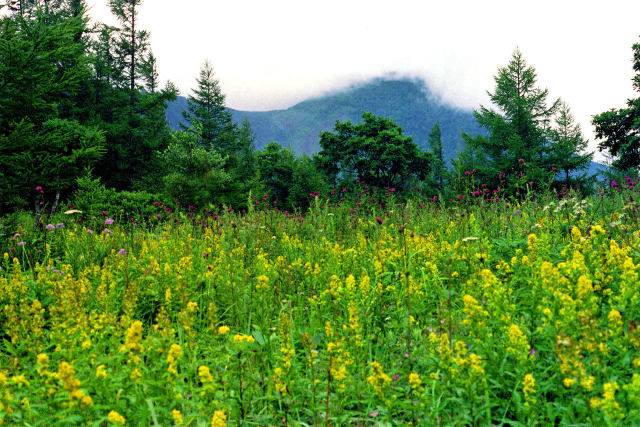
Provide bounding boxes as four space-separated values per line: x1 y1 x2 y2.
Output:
548 102 593 187
181 60 234 150
316 112 433 190
91 0 177 189
593 36 640 170
429 122 444 188
463 49 559 193
221 119 263 209
0 8 104 213
257 142 328 211
73 172 164 223
160 125 230 209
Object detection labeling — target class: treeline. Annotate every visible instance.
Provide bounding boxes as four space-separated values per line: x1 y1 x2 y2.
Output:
1 1 639 218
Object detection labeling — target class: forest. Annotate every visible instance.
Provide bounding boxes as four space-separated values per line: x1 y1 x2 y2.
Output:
3 1 640 426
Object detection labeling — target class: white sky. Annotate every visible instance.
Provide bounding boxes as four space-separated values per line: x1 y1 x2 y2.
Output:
85 0 640 160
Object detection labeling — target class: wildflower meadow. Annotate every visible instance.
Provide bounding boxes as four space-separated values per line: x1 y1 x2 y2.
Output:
1 183 640 426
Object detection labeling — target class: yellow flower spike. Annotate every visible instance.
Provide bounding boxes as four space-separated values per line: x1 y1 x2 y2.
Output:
171 409 184 426
211 410 227 427
523 373 536 395
108 410 126 425
96 365 107 379
256 275 269 290
409 372 422 389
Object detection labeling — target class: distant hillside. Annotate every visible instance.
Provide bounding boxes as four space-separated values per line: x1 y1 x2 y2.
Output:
166 77 607 176
166 77 483 160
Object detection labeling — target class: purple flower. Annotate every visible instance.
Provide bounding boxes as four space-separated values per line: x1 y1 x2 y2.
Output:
56 223 64 229
393 374 399 380
369 411 379 417
611 180 619 187
105 218 114 225
45 224 55 230
529 347 536 357
86 229 93 234
12 233 20 240
404 353 410 358
118 248 127 256
103 228 112 234
17 241 25 246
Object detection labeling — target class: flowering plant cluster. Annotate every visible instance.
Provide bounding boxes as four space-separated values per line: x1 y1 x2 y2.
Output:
1 183 640 424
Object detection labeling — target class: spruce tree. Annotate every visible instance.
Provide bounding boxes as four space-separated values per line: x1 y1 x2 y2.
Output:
0 8 104 213
182 60 234 150
549 102 593 186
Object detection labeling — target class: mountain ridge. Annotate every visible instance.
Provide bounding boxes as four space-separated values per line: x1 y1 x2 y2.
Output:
165 77 483 159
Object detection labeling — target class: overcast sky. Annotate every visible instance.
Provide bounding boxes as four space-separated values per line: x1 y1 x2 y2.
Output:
85 0 640 160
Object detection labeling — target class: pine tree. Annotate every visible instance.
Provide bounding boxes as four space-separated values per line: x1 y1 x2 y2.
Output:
463 49 559 191
549 102 593 186
593 35 640 170
182 60 234 150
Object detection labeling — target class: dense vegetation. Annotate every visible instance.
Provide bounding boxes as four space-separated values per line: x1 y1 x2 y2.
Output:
2 183 640 425
2 1 640 425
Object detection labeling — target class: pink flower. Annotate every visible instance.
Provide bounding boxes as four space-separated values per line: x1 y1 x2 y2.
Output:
375 217 383 225
519 158 524 163
105 218 114 225
118 248 127 256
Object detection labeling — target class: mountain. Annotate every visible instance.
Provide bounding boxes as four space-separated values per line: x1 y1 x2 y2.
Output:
166 77 607 178
166 77 483 159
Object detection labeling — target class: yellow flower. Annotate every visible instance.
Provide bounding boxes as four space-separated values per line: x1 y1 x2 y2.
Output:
211 409 227 427
217 325 230 335
367 361 391 395
167 344 182 376
171 409 183 425
523 373 535 395
108 410 126 425
37 353 49 367
409 372 422 389
563 377 576 388
233 334 255 344
122 320 144 353
198 365 214 384
96 365 108 379
256 275 270 290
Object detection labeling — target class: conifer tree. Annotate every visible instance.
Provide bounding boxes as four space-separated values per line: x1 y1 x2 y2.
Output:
182 60 234 150
428 122 444 188
464 49 559 191
0 8 104 213
549 102 593 186
593 35 640 170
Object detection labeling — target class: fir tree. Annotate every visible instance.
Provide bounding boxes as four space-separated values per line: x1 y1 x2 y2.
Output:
549 101 593 186
182 60 234 150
